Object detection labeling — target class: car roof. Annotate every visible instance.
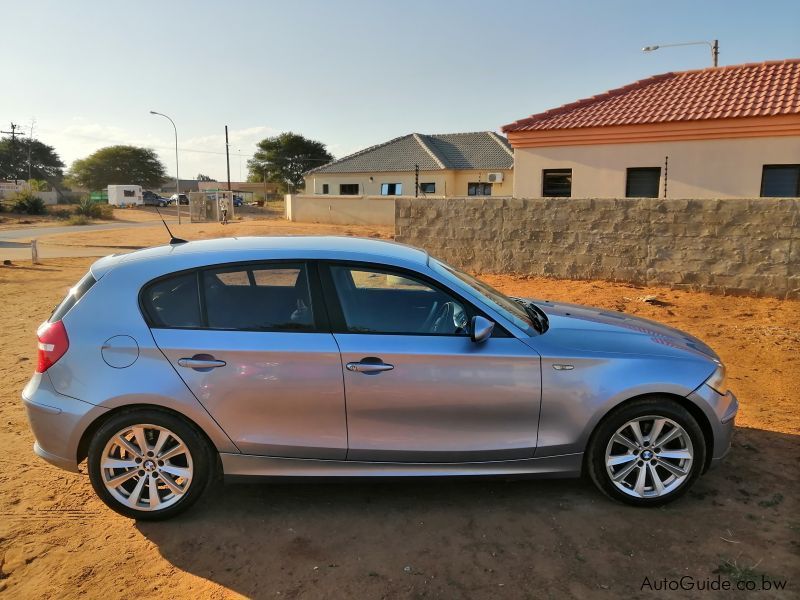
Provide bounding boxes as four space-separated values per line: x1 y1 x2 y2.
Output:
90 236 429 279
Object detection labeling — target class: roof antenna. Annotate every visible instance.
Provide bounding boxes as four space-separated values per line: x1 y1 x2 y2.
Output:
155 206 187 245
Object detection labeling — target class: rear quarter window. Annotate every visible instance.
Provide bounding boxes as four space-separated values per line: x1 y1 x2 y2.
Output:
141 272 202 328
50 271 97 322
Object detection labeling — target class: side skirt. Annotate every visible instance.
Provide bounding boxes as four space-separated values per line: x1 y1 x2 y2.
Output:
221 452 583 481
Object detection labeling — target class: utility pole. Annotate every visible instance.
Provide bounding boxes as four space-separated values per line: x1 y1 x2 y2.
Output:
27 118 36 181
225 126 232 192
1 123 26 184
711 39 719 67
415 163 419 197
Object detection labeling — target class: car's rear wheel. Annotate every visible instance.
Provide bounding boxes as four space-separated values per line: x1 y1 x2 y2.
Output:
587 397 706 506
87 409 214 520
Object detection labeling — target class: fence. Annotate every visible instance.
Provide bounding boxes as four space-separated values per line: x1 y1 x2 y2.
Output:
394 197 799 299
286 194 396 226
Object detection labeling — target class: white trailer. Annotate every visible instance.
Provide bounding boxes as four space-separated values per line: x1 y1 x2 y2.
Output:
107 185 143 206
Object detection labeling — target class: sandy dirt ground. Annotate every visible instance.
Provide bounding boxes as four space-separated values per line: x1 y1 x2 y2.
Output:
0 224 798 599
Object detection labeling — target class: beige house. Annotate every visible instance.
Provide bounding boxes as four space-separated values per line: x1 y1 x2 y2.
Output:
503 59 800 199
304 132 514 197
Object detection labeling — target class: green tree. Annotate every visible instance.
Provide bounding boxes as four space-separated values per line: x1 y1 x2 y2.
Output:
67 145 167 190
0 137 65 182
196 173 216 181
247 132 332 193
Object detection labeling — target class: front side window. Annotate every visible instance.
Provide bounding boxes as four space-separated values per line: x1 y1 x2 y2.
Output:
430 259 538 337
761 165 800 197
329 265 468 335
203 264 314 331
322 184 329 194
420 182 435 194
380 183 403 196
542 169 572 197
339 184 359 195
626 167 661 198
467 182 492 196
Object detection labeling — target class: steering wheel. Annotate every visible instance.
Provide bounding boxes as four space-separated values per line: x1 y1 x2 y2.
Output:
432 301 467 334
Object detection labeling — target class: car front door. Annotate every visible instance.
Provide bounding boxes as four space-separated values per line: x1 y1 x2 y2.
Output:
145 261 347 459
322 262 541 463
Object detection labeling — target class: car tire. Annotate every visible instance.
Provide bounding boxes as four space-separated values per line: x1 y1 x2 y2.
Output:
586 397 706 507
87 409 215 520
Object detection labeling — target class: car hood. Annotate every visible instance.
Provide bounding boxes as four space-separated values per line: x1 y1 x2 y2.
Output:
525 298 720 362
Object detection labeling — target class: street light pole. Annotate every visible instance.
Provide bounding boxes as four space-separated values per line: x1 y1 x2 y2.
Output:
642 39 719 67
150 110 181 224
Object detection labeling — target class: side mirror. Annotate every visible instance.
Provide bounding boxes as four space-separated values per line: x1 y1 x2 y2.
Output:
470 315 494 343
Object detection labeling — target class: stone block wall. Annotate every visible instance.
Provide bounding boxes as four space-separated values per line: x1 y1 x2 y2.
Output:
394 197 799 298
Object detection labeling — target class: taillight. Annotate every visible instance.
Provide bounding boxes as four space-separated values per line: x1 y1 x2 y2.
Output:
36 320 69 373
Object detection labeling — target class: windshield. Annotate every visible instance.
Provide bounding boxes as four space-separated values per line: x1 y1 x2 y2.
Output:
430 259 538 336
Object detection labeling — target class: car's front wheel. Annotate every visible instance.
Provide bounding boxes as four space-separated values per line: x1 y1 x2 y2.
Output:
87 409 214 520
587 397 706 506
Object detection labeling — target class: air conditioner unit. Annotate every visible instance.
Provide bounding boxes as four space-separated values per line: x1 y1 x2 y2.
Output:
487 172 504 183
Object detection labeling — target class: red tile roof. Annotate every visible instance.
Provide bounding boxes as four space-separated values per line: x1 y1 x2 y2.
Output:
503 59 800 132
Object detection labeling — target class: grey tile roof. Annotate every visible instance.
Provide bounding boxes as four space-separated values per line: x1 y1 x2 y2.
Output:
307 131 513 174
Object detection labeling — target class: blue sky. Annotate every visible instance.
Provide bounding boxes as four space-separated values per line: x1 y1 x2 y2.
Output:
2 0 799 180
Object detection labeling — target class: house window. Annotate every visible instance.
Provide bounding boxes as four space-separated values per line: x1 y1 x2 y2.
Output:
467 182 492 196
380 183 403 196
420 182 436 194
761 165 800 197
542 169 572 197
626 167 661 198
339 184 359 195
322 184 329 194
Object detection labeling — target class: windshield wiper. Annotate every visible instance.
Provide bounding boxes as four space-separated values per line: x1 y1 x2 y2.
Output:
510 297 548 334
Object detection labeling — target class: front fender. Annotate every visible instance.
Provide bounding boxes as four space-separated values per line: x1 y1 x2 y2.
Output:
533 354 715 457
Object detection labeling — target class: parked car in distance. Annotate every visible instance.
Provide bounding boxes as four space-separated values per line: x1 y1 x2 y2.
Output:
22 237 737 520
169 193 189 205
233 195 243 207
142 191 169 207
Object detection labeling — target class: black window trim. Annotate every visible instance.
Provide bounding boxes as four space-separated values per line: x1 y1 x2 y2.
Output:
380 182 403 196
467 182 493 196
542 168 572 197
760 164 800 197
139 259 330 333
317 260 511 338
625 166 661 198
339 183 360 195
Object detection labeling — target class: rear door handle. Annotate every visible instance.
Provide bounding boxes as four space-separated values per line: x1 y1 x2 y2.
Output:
177 357 226 370
346 361 394 374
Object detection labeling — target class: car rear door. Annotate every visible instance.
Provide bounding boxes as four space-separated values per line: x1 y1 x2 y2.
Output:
144 261 347 459
321 262 541 463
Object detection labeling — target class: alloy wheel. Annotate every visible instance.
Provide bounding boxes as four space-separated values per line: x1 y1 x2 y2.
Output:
100 424 194 511
605 415 694 498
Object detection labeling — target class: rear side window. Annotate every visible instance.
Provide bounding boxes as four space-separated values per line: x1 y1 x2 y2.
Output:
202 264 314 331
142 272 202 328
50 271 97 322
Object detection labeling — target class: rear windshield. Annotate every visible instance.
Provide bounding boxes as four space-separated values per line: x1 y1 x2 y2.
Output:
49 271 97 322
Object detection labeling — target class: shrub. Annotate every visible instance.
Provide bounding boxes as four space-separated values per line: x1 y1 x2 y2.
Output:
75 198 103 218
98 204 115 220
51 209 72 220
68 214 90 226
12 191 47 215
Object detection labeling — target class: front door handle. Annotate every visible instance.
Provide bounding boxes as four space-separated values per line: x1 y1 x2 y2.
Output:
346 361 394 374
177 356 226 370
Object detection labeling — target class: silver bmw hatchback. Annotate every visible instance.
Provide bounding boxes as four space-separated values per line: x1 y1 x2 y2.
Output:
22 237 737 520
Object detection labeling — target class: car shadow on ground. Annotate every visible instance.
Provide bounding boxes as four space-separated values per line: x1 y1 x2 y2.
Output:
136 427 799 599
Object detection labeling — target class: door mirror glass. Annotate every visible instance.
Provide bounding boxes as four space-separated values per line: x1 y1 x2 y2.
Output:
471 316 494 343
